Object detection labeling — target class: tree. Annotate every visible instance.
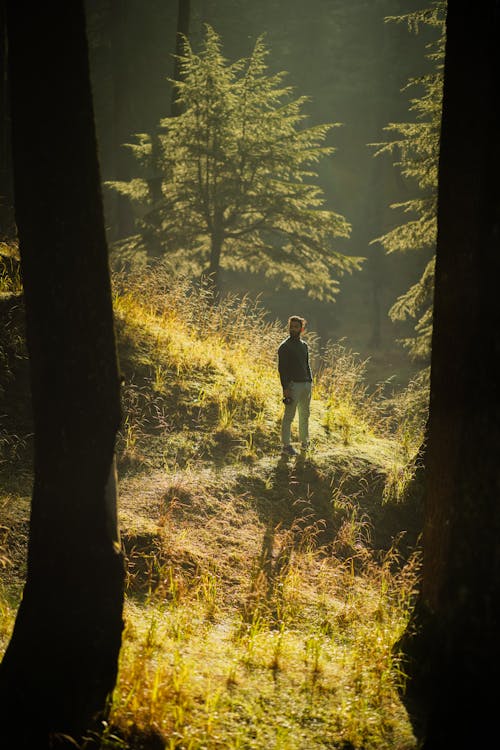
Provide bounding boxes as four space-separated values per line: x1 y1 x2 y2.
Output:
371 2 445 362
109 26 359 298
145 0 192 256
171 0 191 117
0 2 125 745
398 1 500 746
0 1 14 240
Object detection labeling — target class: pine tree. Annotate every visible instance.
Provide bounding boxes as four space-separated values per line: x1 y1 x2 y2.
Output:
370 2 445 362
108 26 360 299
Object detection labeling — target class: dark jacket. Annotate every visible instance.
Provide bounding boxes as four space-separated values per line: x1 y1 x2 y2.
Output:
278 336 312 390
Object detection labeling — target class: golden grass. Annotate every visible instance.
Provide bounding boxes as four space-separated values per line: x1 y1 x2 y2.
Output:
0 261 428 748
106 527 419 750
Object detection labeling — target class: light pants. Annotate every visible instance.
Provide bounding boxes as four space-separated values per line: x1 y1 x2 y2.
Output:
281 381 312 446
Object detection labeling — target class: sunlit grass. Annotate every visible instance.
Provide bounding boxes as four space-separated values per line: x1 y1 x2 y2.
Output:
112 263 284 466
0 580 16 656
0 505 422 748
112 262 426 475
105 519 419 750
0 261 426 749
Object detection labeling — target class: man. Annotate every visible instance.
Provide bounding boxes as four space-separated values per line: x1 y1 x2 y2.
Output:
278 315 312 456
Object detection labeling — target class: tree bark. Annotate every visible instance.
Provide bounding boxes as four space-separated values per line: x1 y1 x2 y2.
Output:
145 0 191 257
0 1 14 240
109 0 136 241
0 2 125 745
399 3 500 746
171 0 191 117
208 223 223 297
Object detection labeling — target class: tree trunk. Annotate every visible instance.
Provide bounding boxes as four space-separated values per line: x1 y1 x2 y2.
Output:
171 0 191 117
145 0 191 257
399 3 500 746
0 2 14 240
109 0 136 241
208 224 223 298
0 2 125 745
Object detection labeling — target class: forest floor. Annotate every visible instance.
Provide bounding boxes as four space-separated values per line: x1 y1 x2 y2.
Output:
0 267 424 749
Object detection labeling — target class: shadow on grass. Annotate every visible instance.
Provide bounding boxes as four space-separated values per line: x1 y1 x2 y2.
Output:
234 451 336 543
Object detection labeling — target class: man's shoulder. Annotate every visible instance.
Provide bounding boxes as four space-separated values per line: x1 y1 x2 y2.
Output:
278 337 291 351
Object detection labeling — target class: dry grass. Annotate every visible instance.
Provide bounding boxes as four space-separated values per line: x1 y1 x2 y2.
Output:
0 261 427 749
105 501 420 750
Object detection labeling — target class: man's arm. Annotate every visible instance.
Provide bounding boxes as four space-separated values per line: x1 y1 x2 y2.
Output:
278 344 292 392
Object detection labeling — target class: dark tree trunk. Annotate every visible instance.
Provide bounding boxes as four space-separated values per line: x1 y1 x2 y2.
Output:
399 3 500 746
366 149 387 350
368 260 382 349
145 0 191 257
0 1 14 240
208 224 223 297
171 0 191 117
0 2 125 745
109 0 136 241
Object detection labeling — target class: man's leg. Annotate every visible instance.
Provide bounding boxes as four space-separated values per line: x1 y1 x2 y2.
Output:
281 387 298 448
297 382 312 447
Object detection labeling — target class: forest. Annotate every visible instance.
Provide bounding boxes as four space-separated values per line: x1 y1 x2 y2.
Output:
1 1 500 748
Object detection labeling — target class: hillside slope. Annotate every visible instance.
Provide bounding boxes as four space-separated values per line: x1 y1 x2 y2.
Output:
0 269 424 749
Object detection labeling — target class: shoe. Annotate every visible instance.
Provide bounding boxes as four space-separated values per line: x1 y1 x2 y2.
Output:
281 444 297 456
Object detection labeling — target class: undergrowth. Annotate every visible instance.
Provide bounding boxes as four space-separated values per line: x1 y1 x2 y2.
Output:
100 516 420 750
0 258 428 749
112 263 285 467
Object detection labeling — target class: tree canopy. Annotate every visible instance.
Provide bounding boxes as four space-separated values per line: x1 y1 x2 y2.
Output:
108 25 361 299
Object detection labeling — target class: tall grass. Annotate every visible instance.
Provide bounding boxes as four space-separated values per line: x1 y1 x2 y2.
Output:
316 340 428 500
113 262 285 466
97 504 420 750
113 262 427 475
0 260 426 749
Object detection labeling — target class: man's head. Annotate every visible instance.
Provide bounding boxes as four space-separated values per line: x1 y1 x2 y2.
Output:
288 315 305 338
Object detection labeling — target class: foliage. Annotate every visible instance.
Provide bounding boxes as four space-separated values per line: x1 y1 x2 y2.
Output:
108 26 360 300
370 2 446 361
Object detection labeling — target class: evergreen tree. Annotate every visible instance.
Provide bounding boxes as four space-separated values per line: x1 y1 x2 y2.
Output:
371 2 445 361
108 26 359 298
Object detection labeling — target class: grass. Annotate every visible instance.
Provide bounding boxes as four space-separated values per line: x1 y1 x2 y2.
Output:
107 538 419 750
0 258 428 749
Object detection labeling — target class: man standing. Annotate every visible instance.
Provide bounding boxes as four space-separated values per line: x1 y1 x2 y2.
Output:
278 315 312 456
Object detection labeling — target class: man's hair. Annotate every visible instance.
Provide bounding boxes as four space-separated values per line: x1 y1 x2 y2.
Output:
288 315 305 327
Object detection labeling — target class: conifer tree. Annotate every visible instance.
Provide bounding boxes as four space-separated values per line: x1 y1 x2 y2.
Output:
108 26 359 298
371 2 445 362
